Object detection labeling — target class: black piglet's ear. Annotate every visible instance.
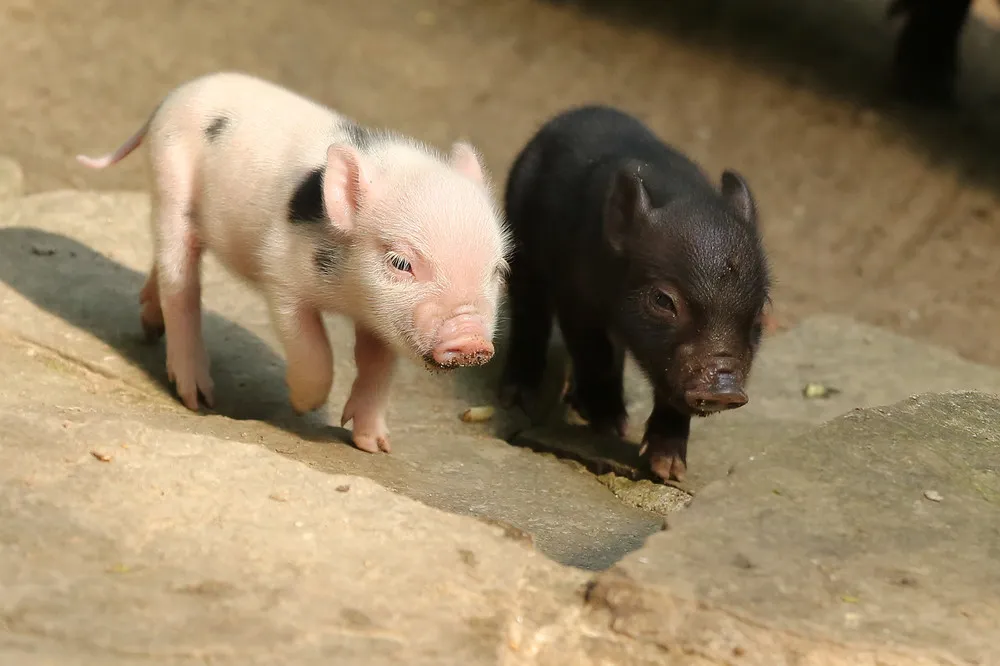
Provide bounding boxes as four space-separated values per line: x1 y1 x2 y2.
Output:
720 170 757 226
604 160 652 254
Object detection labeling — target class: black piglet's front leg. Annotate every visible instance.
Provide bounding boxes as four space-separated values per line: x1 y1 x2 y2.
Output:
498 259 554 411
641 398 691 482
558 314 629 438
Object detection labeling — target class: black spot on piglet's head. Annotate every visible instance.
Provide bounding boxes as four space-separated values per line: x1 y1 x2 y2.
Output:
342 120 378 152
204 116 229 142
313 244 343 277
603 161 771 416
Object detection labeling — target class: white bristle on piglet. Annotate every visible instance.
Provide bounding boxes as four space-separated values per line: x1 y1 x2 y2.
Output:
76 71 511 454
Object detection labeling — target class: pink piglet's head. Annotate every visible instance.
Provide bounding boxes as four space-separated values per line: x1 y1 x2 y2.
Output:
321 138 511 369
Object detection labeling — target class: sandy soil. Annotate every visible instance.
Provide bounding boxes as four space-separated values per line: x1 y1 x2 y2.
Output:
5 0 1000 368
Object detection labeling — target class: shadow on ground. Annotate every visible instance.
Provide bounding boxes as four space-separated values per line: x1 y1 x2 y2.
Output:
0 224 620 472
538 0 1000 194
0 225 567 449
0 226 355 444
0 224 668 570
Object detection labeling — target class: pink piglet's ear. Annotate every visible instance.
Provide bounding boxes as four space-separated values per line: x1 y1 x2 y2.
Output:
449 141 485 184
323 144 371 234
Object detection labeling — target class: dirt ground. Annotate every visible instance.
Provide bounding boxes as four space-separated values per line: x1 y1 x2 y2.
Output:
5 0 1000 369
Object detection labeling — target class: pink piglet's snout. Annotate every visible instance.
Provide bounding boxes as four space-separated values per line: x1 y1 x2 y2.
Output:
430 314 495 369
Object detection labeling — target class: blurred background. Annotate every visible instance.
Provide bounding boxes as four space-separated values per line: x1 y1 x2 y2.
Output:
5 0 1000 368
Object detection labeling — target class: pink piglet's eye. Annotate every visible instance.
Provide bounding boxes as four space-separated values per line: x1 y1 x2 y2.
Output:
388 253 413 274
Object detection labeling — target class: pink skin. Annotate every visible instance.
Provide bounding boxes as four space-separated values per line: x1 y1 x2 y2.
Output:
270 299 334 415
389 243 496 368
148 146 215 411
75 72 509 454
139 269 165 341
319 142 505 450
340 325 397 453
431 312 494 366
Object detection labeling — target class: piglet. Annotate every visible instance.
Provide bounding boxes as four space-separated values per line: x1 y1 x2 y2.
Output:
499 105 771 482
77 71 510 454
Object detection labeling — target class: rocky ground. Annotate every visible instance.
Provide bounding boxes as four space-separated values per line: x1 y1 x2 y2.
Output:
3 165 1000 664
2 0 1000 663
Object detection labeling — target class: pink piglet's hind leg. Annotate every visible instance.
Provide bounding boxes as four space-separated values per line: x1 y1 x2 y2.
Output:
139 268 166 342
341 325 398 453
149 144 214 411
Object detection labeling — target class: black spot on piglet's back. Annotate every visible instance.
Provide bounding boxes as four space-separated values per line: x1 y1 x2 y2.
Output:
288 167 327 224
343 120 378 152
204 116 229 142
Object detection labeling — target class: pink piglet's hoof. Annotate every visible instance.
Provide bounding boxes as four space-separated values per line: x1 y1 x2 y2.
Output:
351 431 391 454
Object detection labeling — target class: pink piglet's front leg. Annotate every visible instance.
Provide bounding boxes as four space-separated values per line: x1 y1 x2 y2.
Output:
269 298 335 415
341 325 398 453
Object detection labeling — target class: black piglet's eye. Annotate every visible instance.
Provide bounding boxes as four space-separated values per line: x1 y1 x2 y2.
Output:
655 290 676 314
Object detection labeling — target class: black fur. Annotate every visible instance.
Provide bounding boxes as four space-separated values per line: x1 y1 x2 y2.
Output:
343 120 378 152
499 105 771 483
313 244 342 276
288 167 326 224
204 116 229 142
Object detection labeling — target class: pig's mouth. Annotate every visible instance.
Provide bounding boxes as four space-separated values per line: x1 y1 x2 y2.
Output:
421 348 494 371
688 403 734 418
655 389 716 418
